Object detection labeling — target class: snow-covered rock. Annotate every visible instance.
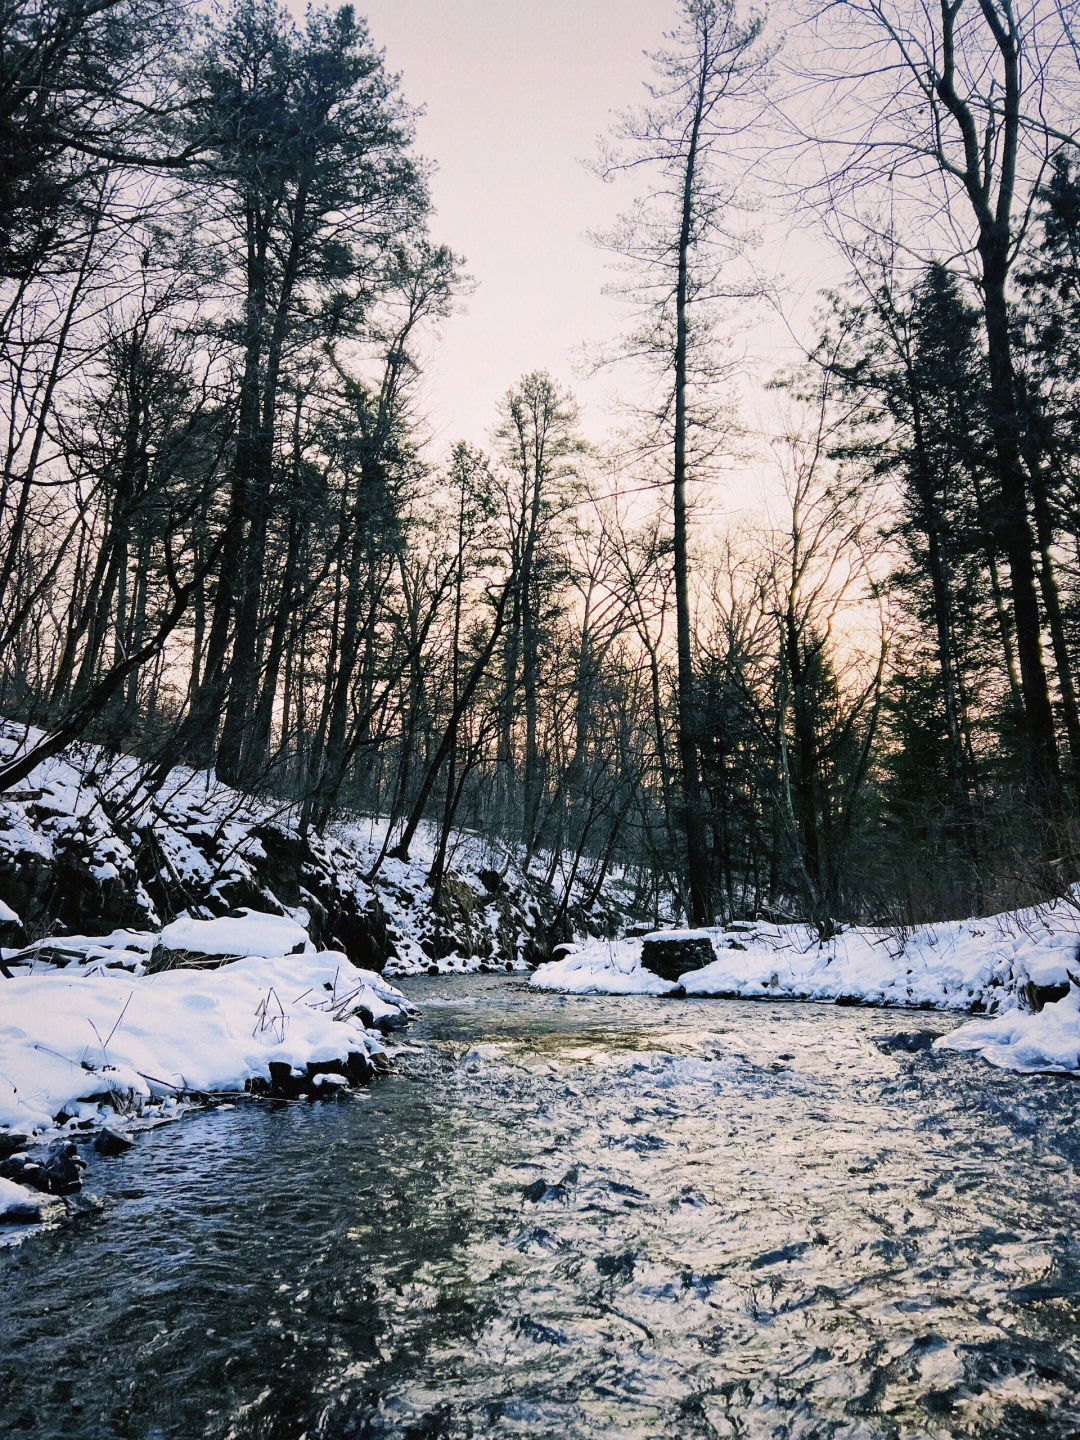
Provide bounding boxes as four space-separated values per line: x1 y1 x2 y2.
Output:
0 1176 54 1224
2 929 156 976
153 909 314 966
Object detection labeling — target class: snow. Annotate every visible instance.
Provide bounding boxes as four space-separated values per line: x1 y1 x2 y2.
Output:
2 929 157 976
0 1175 49 1223
532 940 679 995
157 909 313 959
0 948 407 1138
938 988 1080 1073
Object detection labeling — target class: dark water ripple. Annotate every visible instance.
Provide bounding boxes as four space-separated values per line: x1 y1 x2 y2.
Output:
2 976 1080 1439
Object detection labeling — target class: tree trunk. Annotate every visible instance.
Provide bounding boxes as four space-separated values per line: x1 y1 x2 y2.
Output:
673 62 711 925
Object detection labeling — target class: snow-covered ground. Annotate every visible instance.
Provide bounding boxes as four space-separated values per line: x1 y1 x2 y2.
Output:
0 908 415 1235
532 899 1080 1074
1 909 410 1134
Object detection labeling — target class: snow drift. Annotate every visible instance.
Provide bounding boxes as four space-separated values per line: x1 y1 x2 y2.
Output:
0 944 410 1140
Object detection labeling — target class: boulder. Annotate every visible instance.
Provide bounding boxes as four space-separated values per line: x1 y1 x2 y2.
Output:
0 897 25 949
640 931 716 982
1019 979 1071 1013
94 1126 134 1156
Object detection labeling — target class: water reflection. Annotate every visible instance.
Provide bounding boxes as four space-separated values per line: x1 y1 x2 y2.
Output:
2 976 1080 1438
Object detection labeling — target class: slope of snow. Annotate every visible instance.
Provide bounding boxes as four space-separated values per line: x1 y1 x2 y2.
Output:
0 721 636 977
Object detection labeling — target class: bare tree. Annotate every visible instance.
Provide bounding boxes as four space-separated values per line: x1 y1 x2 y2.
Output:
594 0 767 922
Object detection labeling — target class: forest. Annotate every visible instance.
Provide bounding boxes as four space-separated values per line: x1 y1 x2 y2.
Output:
2 0 1080 937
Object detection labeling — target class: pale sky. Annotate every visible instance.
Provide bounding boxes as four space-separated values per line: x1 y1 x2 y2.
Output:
358 0 684 452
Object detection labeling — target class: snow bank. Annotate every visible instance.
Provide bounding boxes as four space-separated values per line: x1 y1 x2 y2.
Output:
532 940 679 995
937 988 1080 1073
533 897 1080 1017
0 950 408 1138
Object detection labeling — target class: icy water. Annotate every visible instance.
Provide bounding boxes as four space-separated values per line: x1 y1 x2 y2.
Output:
3 979 1080 1439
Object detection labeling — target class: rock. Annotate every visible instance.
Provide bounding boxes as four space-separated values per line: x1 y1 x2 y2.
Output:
146 943 243 974
260 1051 380 1099
1019 980 1071 1013
522 1178 565 1204
0 902 25 949
250 826 305 905
64 1191 104 1217
346 1050 376 1085
267 1061 307 1099
94 1126 134 1156
4 1139 85 1195
873 1030 937 1054
641 932 716 982
0 1191 46 1224
0 1131 29 1160
41 1139 85 1195
0 1154 41 1188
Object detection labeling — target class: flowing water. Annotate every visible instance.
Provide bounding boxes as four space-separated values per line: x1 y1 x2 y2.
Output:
3 975 1080 1439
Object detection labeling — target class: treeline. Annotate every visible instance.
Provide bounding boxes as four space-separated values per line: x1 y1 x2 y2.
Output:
2 0 1080 932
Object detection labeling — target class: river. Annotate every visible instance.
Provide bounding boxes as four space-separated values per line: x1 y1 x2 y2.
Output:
2 975 1080 1439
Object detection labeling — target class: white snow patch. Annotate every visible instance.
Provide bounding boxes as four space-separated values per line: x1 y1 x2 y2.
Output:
158 909 313 958
532 938 678 995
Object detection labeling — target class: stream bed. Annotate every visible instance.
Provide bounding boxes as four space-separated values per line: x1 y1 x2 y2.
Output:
3 975 1080 1438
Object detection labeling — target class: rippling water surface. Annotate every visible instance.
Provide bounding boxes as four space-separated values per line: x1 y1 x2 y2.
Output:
3 976 1080 1439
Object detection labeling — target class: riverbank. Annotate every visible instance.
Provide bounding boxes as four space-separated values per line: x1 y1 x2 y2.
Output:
532 899 1080 1073
0 908 415 1234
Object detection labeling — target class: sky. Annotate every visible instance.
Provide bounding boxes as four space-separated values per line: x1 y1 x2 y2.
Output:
357 0 684 453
